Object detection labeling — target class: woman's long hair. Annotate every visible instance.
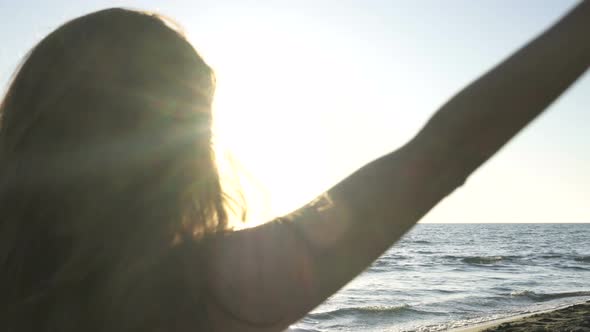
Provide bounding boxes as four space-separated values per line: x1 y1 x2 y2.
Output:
0 8 233 331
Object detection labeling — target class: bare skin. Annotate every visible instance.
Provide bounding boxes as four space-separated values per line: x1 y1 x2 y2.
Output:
200 3 589 331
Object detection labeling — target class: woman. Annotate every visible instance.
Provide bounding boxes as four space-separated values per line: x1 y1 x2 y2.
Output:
0 3 587 332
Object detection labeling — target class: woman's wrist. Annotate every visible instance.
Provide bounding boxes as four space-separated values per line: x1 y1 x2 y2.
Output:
563 1 590 62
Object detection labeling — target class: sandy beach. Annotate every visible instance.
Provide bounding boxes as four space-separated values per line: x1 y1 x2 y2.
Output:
452 300 590 332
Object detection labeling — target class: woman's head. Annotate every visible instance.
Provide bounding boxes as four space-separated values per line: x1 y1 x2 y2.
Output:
0 8 229 330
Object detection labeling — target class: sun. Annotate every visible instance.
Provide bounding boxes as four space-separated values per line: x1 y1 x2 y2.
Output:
188 16 389 228
211 67 335 228
182 22 337 228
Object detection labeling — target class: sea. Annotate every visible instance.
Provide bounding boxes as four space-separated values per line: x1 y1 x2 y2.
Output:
290 223 590 332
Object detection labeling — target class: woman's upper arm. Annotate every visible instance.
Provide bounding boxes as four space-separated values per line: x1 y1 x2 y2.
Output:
205 215 320 331
205 140 462 331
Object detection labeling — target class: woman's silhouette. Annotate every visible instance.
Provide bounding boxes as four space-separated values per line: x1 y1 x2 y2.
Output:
0 3 588 332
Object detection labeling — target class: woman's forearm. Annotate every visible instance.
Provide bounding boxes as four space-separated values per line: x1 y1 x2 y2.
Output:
415 1 589 175
313 0 590 298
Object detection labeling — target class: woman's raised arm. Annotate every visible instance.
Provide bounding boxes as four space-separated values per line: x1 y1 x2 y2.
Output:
204 3 589 331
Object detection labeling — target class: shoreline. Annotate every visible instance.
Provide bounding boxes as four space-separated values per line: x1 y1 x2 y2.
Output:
449 300 590 332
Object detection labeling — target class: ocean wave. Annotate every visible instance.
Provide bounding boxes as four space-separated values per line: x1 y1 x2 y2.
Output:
415 250 435 254
382 254 408 260
509 290 590 301
462 256 513 265
369 260 390 272
443 254 589 265
372 259 391 267
307 304 422 320
574 255 590 263
539 254 564 259
446 253 590 265
558 265 590 271
368 266 388 273
536 254 590 263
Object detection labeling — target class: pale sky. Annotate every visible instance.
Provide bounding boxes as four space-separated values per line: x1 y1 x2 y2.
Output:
0 0 588 224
